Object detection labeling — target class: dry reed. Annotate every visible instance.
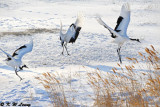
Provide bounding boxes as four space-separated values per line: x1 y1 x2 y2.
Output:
88 45 160 106
35 72 75 107
36 45 160 106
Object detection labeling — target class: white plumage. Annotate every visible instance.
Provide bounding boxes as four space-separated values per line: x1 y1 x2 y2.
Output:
60 13 84 55
0 39 33 80
96 3 140 63
118 3 130 37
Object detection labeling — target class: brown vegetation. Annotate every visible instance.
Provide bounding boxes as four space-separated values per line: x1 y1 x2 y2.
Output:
88 45 160 106
36 45 160 106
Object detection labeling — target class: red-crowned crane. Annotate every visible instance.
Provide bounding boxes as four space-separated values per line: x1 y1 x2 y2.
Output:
0 39 33 80
60 14 83 55
96 3 140 64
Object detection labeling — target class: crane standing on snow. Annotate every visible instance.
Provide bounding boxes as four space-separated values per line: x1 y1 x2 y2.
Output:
96 3 140 64
0 39 33 80
60 14 83 55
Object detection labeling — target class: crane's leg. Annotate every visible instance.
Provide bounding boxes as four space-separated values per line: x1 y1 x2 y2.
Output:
15 68 23 81
64 43 70 55
62 44 65 55
61 41 65 55
117 47 122 64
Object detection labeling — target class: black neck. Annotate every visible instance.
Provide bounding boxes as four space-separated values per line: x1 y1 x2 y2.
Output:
70 23 76 29
130 38 140 43
20 65 28 70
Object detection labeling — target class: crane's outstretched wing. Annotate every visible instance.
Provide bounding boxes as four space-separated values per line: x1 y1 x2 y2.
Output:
114 3 130 36
96 16 121 38
0 48 13 60
75 13 84 28
66 24 76 40
12 40 33 60
69 13 83 43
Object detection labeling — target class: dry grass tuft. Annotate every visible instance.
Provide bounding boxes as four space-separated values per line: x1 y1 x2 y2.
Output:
88 45 160 106
36 72 75 107
36 45 160 106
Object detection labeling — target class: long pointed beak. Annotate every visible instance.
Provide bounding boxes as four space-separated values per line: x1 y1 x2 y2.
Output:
23 65 29 68
25 66 29 68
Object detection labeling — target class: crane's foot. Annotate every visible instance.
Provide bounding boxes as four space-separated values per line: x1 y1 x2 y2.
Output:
20 77 23 81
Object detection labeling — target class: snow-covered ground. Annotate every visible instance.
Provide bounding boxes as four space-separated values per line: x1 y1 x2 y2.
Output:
0 0 160 106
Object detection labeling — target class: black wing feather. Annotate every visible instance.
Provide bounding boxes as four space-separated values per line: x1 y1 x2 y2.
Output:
12 45 27 57
114 16 124 31
69 23 81 43
111 16 124 38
